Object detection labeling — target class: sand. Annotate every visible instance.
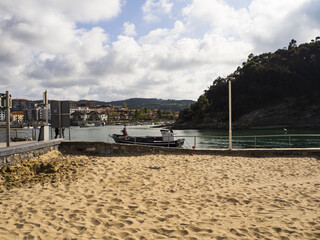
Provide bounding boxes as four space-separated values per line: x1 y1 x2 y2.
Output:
0 151 320 239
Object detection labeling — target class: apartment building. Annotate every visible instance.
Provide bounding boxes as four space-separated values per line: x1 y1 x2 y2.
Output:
0 109 5 121
11 111 24 122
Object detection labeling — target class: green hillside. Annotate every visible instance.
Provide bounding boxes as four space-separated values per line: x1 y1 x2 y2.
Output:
106 98 194 112
77 98 194 112
176 38 320 129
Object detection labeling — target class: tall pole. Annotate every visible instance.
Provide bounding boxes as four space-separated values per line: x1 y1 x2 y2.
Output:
228 79 232 150
6 91 10 147
44 90 48 125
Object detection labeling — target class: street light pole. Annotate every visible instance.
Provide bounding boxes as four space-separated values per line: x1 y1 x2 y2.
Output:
227 77 235 150
6 91 10 147
44 90 48 125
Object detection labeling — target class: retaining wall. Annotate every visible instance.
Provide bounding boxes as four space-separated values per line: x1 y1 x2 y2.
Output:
0 140 62 168
1 140 320 169
59 141 320 158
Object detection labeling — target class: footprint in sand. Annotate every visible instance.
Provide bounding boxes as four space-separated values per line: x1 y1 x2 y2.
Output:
177 229 189 236
91 218 101 226
229 228 245 237
124 220 134 225
117 231 130 238
112 222 125 228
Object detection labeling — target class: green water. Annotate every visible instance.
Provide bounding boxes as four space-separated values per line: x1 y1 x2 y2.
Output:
1 126 320 149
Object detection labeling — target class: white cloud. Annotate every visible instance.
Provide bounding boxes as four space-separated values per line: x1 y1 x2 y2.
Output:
182 0 317 52
46 0 122 22
142 0 174 22
1 0 320 102
122 22 137 36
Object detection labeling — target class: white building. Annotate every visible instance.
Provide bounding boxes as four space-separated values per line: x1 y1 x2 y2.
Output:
70 107 91 114
0 109 6 121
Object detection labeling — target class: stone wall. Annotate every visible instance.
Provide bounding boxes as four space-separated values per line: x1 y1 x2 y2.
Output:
59 141 320 158
1 140 320 169
0 140 61 168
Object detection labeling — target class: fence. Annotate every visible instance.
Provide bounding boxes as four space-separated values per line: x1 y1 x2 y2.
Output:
1 127 320 149
177 134 320 149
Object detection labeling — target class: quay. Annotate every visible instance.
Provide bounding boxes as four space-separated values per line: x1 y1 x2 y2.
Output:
1 140 320 168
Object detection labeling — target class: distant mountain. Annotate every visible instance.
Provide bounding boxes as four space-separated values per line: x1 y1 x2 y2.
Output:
77 98 195 112
107 98 195 112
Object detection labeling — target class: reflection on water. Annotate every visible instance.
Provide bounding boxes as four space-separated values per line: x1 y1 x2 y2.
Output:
1 125 319 149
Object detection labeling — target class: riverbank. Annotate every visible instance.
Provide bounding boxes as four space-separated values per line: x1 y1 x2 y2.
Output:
1 150 319 239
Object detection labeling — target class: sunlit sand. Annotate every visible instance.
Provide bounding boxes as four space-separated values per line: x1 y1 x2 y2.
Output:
1 151 319 239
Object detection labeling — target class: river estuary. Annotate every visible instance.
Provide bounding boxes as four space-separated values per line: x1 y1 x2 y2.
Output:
1 125 320 149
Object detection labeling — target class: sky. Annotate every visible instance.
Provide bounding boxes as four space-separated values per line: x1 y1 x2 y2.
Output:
0 0 319 102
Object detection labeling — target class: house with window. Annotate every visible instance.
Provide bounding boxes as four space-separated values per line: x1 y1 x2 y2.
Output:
0 109 5 122
11 111 24 122
70 112 88 121
87 111 101 121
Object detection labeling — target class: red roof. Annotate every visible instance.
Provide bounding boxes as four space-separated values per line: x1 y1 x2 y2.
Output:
11 111 24 115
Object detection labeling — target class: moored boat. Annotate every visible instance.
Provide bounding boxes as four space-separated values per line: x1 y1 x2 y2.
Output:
80 122 95 128
110 128 184 147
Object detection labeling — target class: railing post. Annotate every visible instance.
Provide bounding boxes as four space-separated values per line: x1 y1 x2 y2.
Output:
194 136 196 149
220 137 222 149
289 135 291 148
254 136 256 148
228 79 232 150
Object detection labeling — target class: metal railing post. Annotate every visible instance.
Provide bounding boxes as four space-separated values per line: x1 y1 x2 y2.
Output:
254 136 256 148
194 136 196 149
220 137 222 149
289 135 291 148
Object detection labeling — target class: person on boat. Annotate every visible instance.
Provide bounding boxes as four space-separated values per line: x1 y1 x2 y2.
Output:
122 126 128 137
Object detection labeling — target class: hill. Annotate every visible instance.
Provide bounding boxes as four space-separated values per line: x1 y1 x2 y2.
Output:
106 98 194 112
77 98 194 112
175 38 320 129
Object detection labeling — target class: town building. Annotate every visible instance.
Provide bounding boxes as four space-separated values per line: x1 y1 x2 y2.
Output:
11 111 24 122
0 109 6 121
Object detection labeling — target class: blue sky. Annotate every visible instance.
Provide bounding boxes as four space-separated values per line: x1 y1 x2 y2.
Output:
78 0 189 41
0 0 319 101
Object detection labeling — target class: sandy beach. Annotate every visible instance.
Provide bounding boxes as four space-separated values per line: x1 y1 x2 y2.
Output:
1 151 320 239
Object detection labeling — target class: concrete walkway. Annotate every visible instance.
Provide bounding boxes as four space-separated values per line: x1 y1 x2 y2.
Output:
0 139 62 157
0 141 36 149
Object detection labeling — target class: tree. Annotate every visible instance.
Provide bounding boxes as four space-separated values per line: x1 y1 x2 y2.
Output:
157 109 163 119
123 102 128 110
134 109 141 119
248 53 254 61
288 39 297 50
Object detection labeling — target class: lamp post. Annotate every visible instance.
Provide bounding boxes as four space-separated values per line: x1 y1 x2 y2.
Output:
43 90 48 125
227 76 235 150
6 91 11 147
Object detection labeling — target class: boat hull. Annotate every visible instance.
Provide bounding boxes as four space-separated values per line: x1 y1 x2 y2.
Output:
111 134 184 148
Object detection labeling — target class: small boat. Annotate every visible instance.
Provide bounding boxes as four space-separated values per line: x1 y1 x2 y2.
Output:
110 128 185 147
22 126 34 129
80 123 95 128
11 137 32 142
